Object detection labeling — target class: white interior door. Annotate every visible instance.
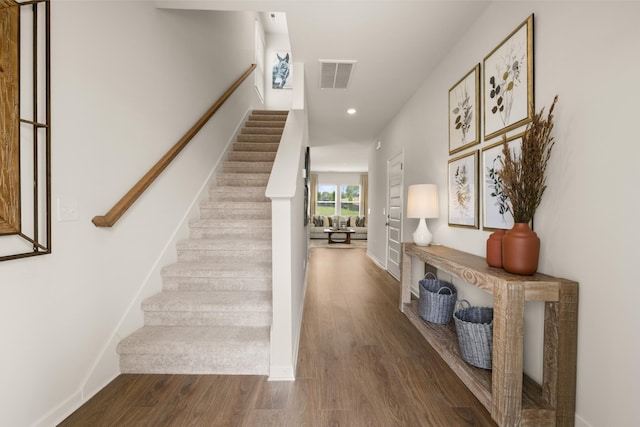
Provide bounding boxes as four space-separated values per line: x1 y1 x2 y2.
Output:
386 153 403 280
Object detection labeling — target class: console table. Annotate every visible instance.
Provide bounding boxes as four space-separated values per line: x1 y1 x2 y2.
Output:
401 243 578 426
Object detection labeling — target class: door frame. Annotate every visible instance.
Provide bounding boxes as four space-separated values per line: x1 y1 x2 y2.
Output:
386 151 404 279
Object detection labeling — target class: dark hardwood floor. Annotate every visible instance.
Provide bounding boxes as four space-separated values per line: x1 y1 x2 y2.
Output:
59 247 495 426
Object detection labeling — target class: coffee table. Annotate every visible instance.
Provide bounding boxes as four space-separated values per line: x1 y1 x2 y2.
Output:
323 228 356 244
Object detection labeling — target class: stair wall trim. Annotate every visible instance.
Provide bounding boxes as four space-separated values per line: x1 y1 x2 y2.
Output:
79 107 255 399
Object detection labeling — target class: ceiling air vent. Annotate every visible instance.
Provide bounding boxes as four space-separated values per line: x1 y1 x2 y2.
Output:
319 60 356 89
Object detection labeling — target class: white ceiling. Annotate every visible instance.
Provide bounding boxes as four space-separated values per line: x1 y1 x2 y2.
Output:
161 1 490 172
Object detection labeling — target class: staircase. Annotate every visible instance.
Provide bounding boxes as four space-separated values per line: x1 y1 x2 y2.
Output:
117 110 288 375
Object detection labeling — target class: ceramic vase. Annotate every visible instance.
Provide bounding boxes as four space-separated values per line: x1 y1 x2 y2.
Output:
486 229 505 268
502 223 540 275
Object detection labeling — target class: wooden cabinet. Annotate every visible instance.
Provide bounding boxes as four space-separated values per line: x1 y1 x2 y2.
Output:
401 243 578 426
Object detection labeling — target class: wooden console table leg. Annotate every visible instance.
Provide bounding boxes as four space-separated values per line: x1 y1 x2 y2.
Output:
492 282 525 426
543 282 578 426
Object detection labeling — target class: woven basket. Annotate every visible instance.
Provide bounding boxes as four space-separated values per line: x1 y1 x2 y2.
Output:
418 272 457 324
454 300 494 369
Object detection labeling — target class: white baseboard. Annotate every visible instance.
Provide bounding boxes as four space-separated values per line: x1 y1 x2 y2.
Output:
367 251 386 269
269 365 296 381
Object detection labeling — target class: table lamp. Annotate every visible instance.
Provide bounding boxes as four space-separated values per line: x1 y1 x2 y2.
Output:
407 184 439 246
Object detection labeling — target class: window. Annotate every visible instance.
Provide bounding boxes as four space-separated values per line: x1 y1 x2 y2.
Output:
315 184 361 216
340 185 360 216
316 184 336 215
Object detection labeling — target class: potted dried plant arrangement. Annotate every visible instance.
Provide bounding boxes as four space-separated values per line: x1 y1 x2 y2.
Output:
498 95 558 275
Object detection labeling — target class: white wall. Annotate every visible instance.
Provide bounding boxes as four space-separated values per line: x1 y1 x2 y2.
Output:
315 172 361 186
368 2 640 426
0 2 261 426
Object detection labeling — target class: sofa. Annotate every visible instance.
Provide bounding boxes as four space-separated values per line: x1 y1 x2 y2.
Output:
309 215 367 240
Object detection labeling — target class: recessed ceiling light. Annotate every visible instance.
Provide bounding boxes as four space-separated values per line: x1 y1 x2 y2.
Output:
347 108 357 115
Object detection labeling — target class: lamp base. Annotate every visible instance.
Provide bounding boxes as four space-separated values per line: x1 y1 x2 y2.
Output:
413 218 433 246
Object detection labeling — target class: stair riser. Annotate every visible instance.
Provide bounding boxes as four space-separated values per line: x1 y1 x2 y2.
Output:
162 277 272 292
241 127 283 135
208 192 270 202
252 110 288 115
232 142 279 152
236 135 281 143
119 355 269 375
223 165 273 173
144 311 271 327
190 228 271 240
176 240 271 251
200 201 271 210
189 218 271 228
224 161 274 168
177 251 272 263
228 150 277 160
199 209 271 220
248 115 288 122
216 176 270 186
244 121 286 128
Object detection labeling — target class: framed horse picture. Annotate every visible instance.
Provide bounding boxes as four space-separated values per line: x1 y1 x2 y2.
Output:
272 51 292 89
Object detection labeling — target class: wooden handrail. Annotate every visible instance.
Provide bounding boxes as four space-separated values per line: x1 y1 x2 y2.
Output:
92 64 256 227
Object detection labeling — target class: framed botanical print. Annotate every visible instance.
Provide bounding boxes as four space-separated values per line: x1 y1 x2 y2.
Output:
483 14 534 140
448 151 478 228
482 134 523 230
449 64 480 155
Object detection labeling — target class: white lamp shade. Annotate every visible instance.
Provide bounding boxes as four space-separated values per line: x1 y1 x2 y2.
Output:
407 184 439 219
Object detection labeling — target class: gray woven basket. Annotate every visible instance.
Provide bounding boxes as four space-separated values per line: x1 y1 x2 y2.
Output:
454 300 494 369
418 272 457 324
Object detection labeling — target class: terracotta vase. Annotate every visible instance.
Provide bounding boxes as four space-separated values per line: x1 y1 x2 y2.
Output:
486 229 505 268
502 223 540 275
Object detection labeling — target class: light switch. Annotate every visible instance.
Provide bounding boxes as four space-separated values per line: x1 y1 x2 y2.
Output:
57 198 79 221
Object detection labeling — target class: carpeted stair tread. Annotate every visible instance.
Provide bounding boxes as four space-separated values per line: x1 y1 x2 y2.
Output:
252 109 288 115
177 251 271 263
241 127 283 135
208 186 269 201
118 326 269 355
117 326 270 375
223 160 275 167
161 276 271 293
188 220 271 240
189 218 271 228
228 149 277 159
142 290 271 313
177 239 271 251
248 114 288 122
232 142 279 152
198 209 270 221
200 200 271 208
244 120 286 128
161 261 272 278
223 162 274 173
216 173 270 186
